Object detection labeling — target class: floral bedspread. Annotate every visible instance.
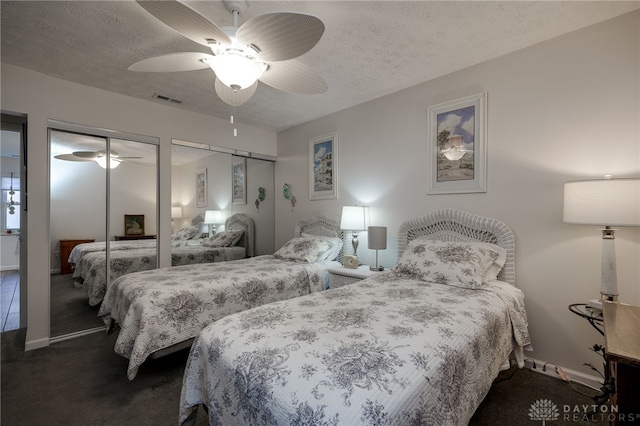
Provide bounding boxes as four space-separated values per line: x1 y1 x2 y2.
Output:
98 256 338 380
179 272 530 426
68 240 162 265
73 245 245 306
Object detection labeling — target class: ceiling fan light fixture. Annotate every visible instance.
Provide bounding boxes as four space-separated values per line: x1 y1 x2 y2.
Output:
208 52 266 91
95 157 121 169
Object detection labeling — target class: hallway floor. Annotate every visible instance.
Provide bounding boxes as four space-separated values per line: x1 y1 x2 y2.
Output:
1 270 20 332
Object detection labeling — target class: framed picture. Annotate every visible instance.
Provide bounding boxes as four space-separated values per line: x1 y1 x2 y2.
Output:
232 157 246 205
124 214 145 236
427 92 487 194
309 132 338 200
196 168 207 207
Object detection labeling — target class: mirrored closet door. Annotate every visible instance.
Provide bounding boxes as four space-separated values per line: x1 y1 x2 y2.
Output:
171 141 275 256
49 121 158 339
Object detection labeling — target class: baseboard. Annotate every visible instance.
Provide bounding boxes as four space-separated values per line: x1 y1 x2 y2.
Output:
524 357 603 391
49 326 106 344
0 265 19 271
25 336 49 351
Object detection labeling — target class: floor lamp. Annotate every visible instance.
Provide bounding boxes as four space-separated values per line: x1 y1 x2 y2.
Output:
563 178 640 305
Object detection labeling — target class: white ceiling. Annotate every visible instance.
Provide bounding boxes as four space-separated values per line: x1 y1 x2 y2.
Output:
1 1 638 133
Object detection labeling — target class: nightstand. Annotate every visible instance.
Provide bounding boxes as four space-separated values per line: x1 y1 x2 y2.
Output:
602 302 640 425
59 239 94 275
328 265 380 289
115 235 156 241
569 303 604 335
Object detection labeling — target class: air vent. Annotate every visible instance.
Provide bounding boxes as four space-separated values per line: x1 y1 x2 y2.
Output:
152 93 183 104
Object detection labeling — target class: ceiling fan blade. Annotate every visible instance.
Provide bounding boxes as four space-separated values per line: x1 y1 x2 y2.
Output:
72 151 100 159
237 12 324 62
128 52 214 72
259 60 327 94
53 154 94 162
214 79 257 107
136 0 231 46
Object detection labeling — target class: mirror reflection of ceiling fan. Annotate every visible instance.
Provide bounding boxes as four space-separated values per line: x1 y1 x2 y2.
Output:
128 0 327 106
54 150 143 169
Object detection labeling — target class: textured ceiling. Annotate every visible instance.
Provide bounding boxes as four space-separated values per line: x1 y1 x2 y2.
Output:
1 1 638 133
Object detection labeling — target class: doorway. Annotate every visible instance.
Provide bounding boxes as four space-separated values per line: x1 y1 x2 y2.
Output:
1 112 28 332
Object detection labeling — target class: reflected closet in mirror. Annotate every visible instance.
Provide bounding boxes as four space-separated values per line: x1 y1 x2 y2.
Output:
49 121 158 340
171 141 275 257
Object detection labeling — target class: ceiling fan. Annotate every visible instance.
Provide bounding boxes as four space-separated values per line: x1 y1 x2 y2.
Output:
54 150 143 169
128 0 328 107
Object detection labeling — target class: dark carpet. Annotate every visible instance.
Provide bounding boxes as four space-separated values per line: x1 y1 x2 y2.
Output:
50 273 105 337
1 325 605 426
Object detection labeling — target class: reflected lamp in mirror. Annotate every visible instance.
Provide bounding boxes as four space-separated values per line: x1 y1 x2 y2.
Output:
340 205 369 257
171 206 182 232
368 226 387 271
171 207 182 220
204 210 223 237
563 177 640 304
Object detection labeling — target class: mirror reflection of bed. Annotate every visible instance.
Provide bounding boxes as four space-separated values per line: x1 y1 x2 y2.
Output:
49 128 158 338
48 129 275 341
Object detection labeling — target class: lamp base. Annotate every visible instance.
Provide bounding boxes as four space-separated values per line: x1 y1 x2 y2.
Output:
369 266 384 271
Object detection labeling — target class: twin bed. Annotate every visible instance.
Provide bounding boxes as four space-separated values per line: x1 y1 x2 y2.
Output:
70 213 254 306
178 209 531 425
98 213 346 380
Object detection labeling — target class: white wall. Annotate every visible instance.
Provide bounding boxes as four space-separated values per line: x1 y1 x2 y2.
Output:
0 63 276 349
172 151 232 229
274 11 640 376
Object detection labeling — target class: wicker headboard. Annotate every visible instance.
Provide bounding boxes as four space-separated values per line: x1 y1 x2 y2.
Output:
397 209 516 285
293 212 345 263
225 213 255 258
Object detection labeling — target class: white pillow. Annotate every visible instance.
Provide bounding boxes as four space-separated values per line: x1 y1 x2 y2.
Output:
273 236 337 263
171 225 200 241
392 239 506 289
301 233 343 261
203 229 244 247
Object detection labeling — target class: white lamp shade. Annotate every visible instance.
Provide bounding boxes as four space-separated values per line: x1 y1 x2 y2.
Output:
340 206 369 231
171 207 182 219
368 226 387 250
204 210 223 224
564 178 640 226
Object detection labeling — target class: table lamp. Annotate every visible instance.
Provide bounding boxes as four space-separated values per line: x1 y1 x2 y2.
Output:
368 226 387 271
340 205 369 257
563 177 640 305
204 210 223 237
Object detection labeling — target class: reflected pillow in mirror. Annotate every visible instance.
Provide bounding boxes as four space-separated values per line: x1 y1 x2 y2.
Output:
302 233 343 261
274 236 337 263
392 239 506 289
171 225 200 241
203 229 244 247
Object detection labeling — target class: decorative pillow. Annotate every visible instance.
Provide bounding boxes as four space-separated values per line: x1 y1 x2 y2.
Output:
392 240 507 289
273 236 337 263
171 225 200 241
302 233 343 261
203 229 244 247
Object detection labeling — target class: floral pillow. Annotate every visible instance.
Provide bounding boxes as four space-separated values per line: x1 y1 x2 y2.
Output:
302 233 343 261
203 229 244 247
171 225 200 241
273 236 338 263
392 239 507 289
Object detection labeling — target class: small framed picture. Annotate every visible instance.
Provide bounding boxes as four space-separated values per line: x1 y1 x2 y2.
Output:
232 157 246 205
309 132 338 200
124 214 145 236
196 168 207 207
427 92 487 194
